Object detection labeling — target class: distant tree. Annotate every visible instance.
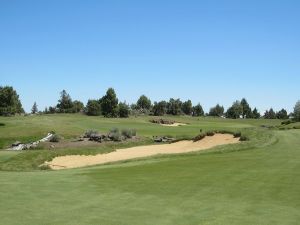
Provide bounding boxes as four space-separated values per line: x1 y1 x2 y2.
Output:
252 107 261 119
48 106 56 114
264 108 276 119
192 103 204 117
118 102 130 118
0 86 24 116
57 90 73 113
241 98 252 118
130 104 138 110
293 100 300 121
167 98 182 115
209 104 224 117
181 100 193 115
152 101 167 116
136 95 152 110
86 100 101 116
100 88 119 117
44 107 49 114
72 100 84 113
226 101 243 119
31 102 38 114
276 108 288 120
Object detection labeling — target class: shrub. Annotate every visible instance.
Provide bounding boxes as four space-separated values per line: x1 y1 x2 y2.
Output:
50 134 61 142
0 123 5 126
84 130 99 138
239 135 249 141
39 164 50 170
233 132 242 138
110 131 122 141
193 133 206 142
121 129 133 138
281 120 294 125
86 100 101 116
131 129 137 137
206 131 215 136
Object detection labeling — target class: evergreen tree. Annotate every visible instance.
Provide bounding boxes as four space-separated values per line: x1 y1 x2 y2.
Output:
31 102 38 114
192 103 204 117
293 100 300 121
226 101 243 119
182 100 193 115
118 102 130 118
86 100 101 116
136 95 152 110
0 86 24 116
209 104 224 117
252 107 261 119
57 90 73 113
100 88 119 117
241 98 252 118
276 108 288 119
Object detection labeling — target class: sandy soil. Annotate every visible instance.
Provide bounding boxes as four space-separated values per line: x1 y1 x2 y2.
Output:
161 123 187 127
45 134 239 170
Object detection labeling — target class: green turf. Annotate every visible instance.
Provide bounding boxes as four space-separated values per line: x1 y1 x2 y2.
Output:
0 115 299 224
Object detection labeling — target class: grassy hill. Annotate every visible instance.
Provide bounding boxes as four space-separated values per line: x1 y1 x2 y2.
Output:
0 115 299 224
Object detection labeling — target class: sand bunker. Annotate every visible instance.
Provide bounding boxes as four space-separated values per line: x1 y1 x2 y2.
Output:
45 134 239 170
161 123 187 127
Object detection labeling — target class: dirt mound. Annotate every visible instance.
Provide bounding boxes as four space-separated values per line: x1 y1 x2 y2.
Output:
45 134 239 170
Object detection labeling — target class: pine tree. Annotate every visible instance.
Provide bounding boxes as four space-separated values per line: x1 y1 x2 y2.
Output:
31 102 38 114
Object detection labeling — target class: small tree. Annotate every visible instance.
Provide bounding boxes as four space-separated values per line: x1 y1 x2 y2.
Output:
192 103 204 117
136 95 152 111
276 108 288 120
72 100 84 113
57 90 73 113
118 102 130 118
252 108 261 119
86 100 101 116
31 102 38 114
241 98 252 118
226 101 243 119
0 86 24 116
181 100 193 115
152 101 167 116
100 88 119 117
293 100 300 121
209 104 224 117
167 98 182 115
264 108 276 119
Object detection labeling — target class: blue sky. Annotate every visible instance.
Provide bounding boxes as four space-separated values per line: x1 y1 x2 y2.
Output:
1 0 299 113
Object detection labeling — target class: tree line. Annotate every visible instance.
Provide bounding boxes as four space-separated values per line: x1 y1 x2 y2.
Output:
1 85 300 121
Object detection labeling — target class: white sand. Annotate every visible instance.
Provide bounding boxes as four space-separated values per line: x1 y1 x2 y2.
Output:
45 134 239 170
160 123 187 127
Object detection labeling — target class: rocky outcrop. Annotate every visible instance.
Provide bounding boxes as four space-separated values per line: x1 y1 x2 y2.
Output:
8 133 54 150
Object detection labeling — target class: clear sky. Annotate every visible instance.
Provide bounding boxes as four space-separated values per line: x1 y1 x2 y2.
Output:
1 0 299 113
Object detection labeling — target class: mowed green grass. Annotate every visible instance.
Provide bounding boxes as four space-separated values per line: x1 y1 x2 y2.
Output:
0 115 299 224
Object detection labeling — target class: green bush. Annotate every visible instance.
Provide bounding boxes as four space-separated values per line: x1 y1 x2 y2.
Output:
50 134 61 142
193 133 206 142
121 129 133 138
239 135 249 141
233 132 242 138
131 129 137 136
84 130 99 138
121 128 137 139
110 132 122 141
281 120 294 125
206 131 215 136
